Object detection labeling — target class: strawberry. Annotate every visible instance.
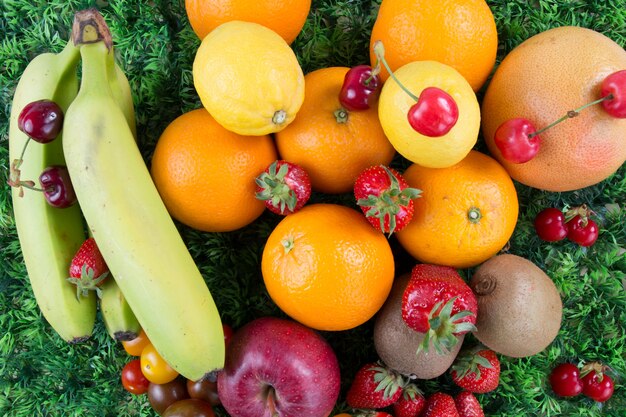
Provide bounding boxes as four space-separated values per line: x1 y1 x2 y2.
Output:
67 237 109 298
392 383 426 417
451 348 500 393
346 362 405 409
352 412 393 417
401 264 477 354
454 391 485 417
422 392 460 417
255 160 311 215
354 165 421 235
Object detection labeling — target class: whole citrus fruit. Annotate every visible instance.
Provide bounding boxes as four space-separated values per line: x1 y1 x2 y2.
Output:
482 26 626 192
185 0 311 44
378 60 480 168
275 67 396 194
261 204 395 331
192 21 305 136
369 0 497 92
150 108 277 232
396 151 518 269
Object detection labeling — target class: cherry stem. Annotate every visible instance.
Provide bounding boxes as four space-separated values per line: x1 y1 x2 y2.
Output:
528 95 613 138
373 40 420 102
19 182 52 193
17 137 32 166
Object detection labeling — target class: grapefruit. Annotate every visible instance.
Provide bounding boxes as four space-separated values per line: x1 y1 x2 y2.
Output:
481 26 626 191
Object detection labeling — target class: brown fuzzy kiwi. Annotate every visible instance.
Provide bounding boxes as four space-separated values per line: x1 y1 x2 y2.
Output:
374 273 465 379
470 254 562 358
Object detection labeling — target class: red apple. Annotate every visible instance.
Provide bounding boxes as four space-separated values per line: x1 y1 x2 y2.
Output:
217 317 341 417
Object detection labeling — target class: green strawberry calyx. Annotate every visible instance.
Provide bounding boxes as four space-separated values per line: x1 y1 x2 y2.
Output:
451 347 494 380
357 166 421 236
67 263 109 300
255 161 298 215
417 296 477 356
370 364 405 400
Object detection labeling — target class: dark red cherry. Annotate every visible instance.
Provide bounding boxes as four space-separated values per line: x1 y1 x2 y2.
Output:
38 166 77 208
600 70 626 118
534 208 568 242
494 118 540 163
407 87 459 137
18 99 64 143
339 65 381 111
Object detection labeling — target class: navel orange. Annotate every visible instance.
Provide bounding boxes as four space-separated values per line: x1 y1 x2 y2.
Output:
481 26 626 192
274 66 396 194
369 0 498 92
150 108 277 232
261 204 395 331
395 151 519 269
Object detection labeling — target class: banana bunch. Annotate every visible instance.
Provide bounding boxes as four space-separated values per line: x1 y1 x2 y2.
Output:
9 8 225 381
8 38 95 343
63 11 225 380
9 11 137 344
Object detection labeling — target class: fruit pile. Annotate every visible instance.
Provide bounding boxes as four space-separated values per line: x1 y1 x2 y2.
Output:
2 1 625 416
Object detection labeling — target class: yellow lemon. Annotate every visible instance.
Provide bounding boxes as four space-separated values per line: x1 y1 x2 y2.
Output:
192 20 305 136
378 60 480 168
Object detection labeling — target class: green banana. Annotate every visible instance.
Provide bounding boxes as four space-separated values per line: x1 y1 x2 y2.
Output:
63 34 224 382
106 47 137 140
8 39 96 343
99 277 141 342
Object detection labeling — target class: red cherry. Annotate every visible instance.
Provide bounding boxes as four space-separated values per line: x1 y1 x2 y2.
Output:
582 370 614 402
407 87 459 137
339 65 381 111
601 70 626 118
18 99 64 143
549 363 583 397
38 166 77 208
494 118 541 163
566 215 599 247
534 208 568 242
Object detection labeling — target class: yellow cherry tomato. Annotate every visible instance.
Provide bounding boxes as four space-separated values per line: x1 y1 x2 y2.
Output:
140 343 179 384
121 329 150 356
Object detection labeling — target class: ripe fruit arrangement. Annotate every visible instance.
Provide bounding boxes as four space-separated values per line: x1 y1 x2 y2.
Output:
2 2 625 417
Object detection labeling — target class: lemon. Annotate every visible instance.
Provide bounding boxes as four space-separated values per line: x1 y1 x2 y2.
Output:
192 21 305 136
378 61 480 168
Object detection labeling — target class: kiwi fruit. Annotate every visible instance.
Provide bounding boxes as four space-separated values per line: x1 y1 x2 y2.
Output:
373 274 464 379
470 254 562 358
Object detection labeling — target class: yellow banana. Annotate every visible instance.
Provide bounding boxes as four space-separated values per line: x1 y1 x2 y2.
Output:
8 39 96 343
63 35 224 381
99 277 141 342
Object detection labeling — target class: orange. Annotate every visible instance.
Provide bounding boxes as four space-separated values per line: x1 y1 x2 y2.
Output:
261 204 395 331
481 26 626 192
150 108 277 232
396 151 518 269
274 67 396 194
185 0 311 43
369 0 497 92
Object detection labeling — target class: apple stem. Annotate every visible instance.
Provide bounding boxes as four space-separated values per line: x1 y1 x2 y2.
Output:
528 95 613 138
266 387 280 417
372 40 420 102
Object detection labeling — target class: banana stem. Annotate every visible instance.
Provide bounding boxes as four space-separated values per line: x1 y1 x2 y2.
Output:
373 40 420 102
529 95 613 138
72 8 113 50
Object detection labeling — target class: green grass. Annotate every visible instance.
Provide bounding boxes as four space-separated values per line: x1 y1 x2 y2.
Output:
1 0 625 416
